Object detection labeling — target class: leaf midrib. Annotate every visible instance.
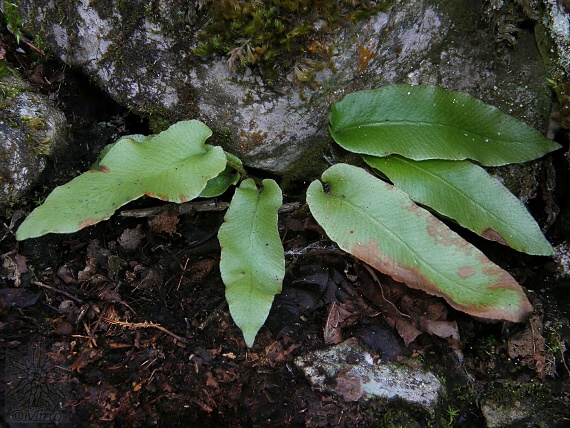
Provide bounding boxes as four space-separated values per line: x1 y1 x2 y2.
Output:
395 158 517 239
328 189 490 298
243 197 261 303
334 120 512 143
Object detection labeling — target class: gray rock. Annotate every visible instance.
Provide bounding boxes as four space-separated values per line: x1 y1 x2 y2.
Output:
294 340 442 415
481 399 529 428
480 381 564 428
553 242 570 277
538 0 570 79
19 0 554 179
0 74 69 214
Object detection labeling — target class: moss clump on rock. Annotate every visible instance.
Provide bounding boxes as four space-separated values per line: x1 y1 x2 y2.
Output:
193 0 392 79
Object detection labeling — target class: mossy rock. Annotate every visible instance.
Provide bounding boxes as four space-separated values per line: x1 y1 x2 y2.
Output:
18 0 554 182
0 73 69 215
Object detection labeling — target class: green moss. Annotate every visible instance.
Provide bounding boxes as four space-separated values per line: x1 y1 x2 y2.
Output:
0 72 26 103
31 33 48 53
379 409 410 428
0 60 8 78
377 404 427 428
1 0 23 43
483 380 550 409
208 127 237 152
22 116 47 131
148 115 171 134
544 321 570 376
193 0 393 80
551 81 570 130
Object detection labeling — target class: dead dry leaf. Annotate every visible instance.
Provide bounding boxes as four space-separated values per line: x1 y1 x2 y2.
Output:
190 258 217 282
324 295 377 345
393 318 422 346
0 288 39 308
335 367 363 401
508 299 549 376
149 207 179 235
70 348 104 371
358 264 460 345
1 253 27 287
118 225 145 252
324 302 350 345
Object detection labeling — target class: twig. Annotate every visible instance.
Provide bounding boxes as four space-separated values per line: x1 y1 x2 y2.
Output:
176 256 190 291
361 263 411 319
103 318 187 343
278 202 302 214
85 304 109 348
284 240 341 257
33 280 83 304
120 200 228 217
20 35 46 56
120 201 301 218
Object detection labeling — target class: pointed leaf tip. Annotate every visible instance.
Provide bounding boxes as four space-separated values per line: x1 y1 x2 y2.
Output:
330 85 561 165
307 164 532 323
218 178 284 347
365 155 554 256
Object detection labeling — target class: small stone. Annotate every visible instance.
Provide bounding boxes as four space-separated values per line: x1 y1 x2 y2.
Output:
294 341 442 415
118 225 145 252
480 399 527 428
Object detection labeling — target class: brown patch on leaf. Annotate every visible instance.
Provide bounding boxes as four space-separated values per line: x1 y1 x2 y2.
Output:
426 215 470 251
91 165 110 173
403 199 425 217
482 228 508 246
349 240 441 297
458 266 475 278
479 264 528 318
478 254 509 280
351 241 532 323
80 218 99 229
458 269 532 322
145 191 168 201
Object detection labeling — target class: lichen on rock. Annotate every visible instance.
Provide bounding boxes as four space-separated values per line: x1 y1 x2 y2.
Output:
0 73 68 214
